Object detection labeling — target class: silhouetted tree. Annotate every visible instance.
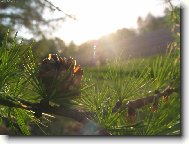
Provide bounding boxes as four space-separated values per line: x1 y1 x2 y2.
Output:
137 13 167 33
67 41 78 57
0 0 66 36
32 37 67 62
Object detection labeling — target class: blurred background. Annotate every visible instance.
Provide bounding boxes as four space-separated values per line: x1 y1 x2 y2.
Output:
0 0 180 66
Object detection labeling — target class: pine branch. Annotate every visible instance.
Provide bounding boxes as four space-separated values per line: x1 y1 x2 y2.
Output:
112 85 176 116
0 85 175 135
43 0 76 20
0 96 110 135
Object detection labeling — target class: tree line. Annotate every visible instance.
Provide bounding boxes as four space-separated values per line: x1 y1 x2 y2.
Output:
0 0 180 66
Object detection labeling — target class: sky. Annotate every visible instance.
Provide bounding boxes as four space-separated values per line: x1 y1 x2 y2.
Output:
44 0 180 45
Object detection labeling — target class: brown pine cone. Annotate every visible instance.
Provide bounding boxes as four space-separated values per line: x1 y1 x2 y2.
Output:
37 54 83 105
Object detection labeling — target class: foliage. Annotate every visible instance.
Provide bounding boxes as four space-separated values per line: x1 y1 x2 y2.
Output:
0 28 180 135
0 30 33 135
0 31 56 135
164 2 180 47
0 0 180 136
137 13 167 33
0 0 68 36
78 45 180 135
76 13 172 66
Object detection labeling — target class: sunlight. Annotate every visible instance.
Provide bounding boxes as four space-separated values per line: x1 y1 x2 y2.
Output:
0 0 181 137
50 0 167 44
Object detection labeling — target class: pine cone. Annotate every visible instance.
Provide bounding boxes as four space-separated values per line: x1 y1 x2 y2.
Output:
37 54 83 105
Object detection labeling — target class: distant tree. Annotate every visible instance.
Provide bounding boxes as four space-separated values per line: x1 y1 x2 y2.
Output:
54 37 67 54
137 13 167 33
32 37 67 62
137 16 144 30
115 28 136 40
0 0 72 39
67 41 78 57
0 0 75 62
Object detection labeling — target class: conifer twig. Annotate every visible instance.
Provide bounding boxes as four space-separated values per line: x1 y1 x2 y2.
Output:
112 85 175 116
0 85 175 135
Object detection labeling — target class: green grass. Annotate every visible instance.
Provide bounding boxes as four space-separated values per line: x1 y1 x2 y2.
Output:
76 46 180 135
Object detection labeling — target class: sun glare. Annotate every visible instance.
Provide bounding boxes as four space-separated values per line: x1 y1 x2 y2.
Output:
51 0 167 44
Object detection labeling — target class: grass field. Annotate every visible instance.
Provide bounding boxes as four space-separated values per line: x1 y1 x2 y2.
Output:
76 46 181 135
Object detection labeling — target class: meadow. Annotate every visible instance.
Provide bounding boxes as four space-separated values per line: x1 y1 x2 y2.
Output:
76 45 180 135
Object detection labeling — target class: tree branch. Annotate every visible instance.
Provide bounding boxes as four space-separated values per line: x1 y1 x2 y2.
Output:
112 85 175 118
0 85 175 135
0 96 110 135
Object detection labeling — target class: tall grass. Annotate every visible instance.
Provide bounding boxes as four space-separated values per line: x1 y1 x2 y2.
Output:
76 44 180 135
